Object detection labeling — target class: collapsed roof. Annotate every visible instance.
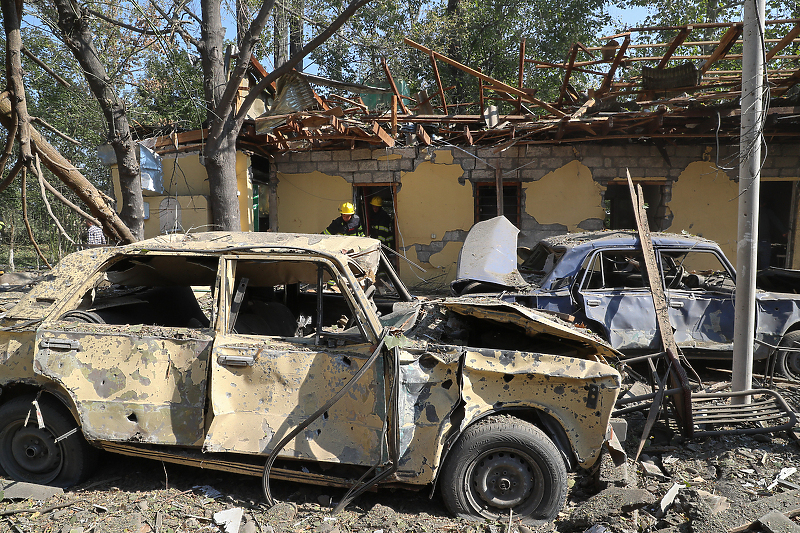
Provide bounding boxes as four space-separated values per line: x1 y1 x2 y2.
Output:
146 19 800 157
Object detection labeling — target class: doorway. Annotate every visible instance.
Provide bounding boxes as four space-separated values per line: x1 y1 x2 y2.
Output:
759 181 793 268
354 185 397 251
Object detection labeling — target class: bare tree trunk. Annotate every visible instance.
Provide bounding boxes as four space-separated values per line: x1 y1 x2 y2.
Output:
1 0 32 164
201 0 371 231
52 0 144 240
200 0 241 231
0 94 136 243
290 0 304 71
275 3 288 66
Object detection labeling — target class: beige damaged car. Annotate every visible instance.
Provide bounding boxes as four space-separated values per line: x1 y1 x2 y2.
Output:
0 232 621 524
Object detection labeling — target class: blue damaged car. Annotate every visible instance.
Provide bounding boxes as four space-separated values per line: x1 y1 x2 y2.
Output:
452 217 800 380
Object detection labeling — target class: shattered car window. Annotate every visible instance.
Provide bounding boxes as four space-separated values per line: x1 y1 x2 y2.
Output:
62 254 217 329
660 250 734 292
581 251 648 290
228 259 367 341
519 243 564 286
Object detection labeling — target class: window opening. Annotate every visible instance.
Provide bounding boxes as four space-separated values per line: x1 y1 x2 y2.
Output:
604 182 664 231
228 259 367 344
474 182 521 227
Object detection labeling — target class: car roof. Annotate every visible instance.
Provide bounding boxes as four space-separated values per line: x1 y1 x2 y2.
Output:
540 230 718 252
7 232 382 321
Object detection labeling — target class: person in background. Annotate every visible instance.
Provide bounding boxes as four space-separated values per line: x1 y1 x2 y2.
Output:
323 202 364 237
85 219 106 248
367 196 394 249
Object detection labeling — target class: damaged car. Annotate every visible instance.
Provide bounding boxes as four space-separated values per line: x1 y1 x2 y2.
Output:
452 216 800 380
0 231 621 524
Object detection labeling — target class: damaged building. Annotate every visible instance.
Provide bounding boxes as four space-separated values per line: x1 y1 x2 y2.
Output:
111 19 800 292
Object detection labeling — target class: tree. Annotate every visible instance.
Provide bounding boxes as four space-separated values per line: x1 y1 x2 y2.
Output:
198 0 372 230
305 0 608 112
51 0 144 240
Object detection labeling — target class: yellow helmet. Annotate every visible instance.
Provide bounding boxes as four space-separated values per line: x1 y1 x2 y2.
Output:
339 202 356 215
370 196 383 207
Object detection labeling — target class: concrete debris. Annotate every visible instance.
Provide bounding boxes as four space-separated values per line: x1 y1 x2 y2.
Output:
655 482 681 518
213 507 243 533
758 509 800 533
0 480 64 501
639 456 667 478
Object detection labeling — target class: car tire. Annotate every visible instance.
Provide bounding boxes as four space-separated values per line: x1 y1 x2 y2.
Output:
776 330 800 381
0 395 96 487
440 416 568 525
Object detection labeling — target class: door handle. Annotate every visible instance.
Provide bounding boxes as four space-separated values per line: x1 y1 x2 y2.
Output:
586 299 600 307
217 354 255 367
39 338 81 351
669 301 684 309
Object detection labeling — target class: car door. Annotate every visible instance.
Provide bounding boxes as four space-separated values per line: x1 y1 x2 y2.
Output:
576 249 660 351
203 255 389 467
660 249 735 351
32 253 217 446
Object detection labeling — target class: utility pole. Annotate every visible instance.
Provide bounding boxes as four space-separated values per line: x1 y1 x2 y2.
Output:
732 0 766 402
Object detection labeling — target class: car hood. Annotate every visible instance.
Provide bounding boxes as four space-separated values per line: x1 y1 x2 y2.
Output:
454 216 527 289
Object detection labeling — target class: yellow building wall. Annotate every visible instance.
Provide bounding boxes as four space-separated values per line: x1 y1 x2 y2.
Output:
111 151 253 238
143 195 210 235
523 160 604 231
396 153 473 290
668 162 739 264
276 171 352 234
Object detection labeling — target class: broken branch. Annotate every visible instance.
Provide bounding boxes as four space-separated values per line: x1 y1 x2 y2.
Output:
21 167 52 269
35 154 76 244
20 46 71 88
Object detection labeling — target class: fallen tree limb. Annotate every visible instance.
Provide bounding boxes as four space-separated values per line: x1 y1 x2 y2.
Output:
35 154 75 244
0 93 135 244
21 167 52 268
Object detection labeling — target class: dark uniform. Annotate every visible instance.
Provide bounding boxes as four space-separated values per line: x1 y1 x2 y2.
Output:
324 214 365 236
368 208 394 248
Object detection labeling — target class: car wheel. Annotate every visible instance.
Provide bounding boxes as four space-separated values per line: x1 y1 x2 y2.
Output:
440 416 568 525
0 395 96 487
776 330 800 381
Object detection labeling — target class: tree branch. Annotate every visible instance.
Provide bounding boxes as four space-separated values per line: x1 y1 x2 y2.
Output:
21 46 71 88
34 154 76 244
229 0 373 133
39 171 100 226
2 0 33 162
213 0 277 122
0 159 23 194
147 0 200 48
21 167 52 269
31 116 81 145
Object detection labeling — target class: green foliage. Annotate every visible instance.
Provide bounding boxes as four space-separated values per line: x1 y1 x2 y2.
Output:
303 0 608 114
129 50 205 129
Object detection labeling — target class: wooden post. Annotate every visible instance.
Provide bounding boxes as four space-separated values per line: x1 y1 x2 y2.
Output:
516 38 526 114
495 166 504 218
391 95 398 137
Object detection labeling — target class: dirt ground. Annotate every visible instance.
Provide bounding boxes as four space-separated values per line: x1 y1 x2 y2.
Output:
1 368 798 533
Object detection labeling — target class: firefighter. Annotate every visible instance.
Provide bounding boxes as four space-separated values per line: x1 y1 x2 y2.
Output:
367 196 394 249
324 202 364 236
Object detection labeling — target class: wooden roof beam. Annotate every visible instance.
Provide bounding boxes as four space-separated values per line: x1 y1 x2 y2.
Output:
429 51 449 114
767 22 800 60
557 43 580 106
596 34 630 97
381 57 410 115
658 26 693 68
516 38 527 114
403 38 566 117
700 24 743 74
